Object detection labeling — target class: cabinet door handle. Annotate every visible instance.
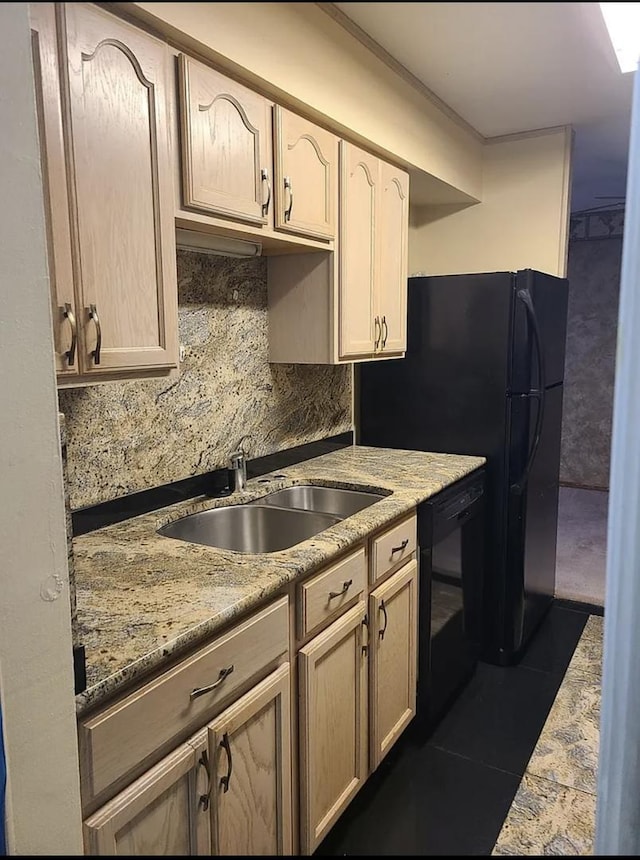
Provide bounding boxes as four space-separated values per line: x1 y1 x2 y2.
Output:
88 304 101 365
378 599 388 640
219 731 233 793
391 538 409 555
361 613 369 655
62 303 77 367
190 665 234 700
374 316 381 350
261 168 271 216
197 749 211 811
284 176 294 221
381 315 388 348
329 579 352 599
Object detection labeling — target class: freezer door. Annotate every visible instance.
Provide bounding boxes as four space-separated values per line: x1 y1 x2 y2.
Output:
502 384 564 660
511 270 569 393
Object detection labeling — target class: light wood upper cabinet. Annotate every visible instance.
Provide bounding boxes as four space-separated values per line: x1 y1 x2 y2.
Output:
369 560 418 771
30 3 78 378
62 3 178 375
83 741 200 855
339 142 379 359
268 143 409 364
298 601 368 854
274 106 338 241
376 162 409 355
178 54 273 226
339 142 409 360
208 664 292 856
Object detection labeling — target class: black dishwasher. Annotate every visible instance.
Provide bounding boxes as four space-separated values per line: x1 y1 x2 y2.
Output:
416 468 485 735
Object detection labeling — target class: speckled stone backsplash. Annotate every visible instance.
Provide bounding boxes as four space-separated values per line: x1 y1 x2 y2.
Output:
59 253 352 510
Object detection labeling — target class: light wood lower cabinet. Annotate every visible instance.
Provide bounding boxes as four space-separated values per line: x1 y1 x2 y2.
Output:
83 741 201 855
81 513 419 856
298 602 368 855
208 663 292 856
84 664 291 856
369 560 419 770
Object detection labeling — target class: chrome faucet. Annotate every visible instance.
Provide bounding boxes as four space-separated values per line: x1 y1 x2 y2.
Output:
229 448 247 492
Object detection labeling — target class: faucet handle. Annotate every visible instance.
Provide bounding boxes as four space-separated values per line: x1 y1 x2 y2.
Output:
229 449 246 467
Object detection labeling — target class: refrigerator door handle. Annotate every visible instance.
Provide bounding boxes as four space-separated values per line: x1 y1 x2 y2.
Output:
511 290 547 493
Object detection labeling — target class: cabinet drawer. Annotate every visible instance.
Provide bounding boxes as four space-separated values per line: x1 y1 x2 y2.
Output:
79 596 288 803
371 513 417 583
298 547 366 638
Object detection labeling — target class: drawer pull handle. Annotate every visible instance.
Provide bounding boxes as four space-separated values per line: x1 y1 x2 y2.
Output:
329 579 353 599
381 315 388 348
190 665 234 700
379 600 388 640
391 538 409 555
220 731 233 793
374 315 381 350
198 749 211 811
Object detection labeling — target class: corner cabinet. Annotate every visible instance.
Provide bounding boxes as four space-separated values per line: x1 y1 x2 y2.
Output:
30 2 179 386
267 144 409 364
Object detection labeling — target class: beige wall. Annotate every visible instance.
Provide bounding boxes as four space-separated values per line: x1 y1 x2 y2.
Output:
0 3 83 853
124 1 483 202
409 127 573 277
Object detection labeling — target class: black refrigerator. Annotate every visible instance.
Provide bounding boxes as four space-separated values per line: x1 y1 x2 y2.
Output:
358 269 569 665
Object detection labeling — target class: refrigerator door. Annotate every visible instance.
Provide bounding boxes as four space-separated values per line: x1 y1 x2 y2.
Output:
358 273 515 456
500 383 564 661
511 270 569 393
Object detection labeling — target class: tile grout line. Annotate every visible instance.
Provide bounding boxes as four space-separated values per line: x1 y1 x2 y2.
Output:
427 742 534 780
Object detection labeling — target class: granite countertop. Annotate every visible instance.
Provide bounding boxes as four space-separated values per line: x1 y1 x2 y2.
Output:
74 445 485 716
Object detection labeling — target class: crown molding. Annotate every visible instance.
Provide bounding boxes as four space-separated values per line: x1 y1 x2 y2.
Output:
316 2 483 142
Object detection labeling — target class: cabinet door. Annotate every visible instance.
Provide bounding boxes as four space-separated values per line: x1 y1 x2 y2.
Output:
83 742 200 855
339 142 379 359
62 3 178 374
298 601 368 854
376 162 409 355
29 3 78 378
208 664 292 856
274 106 338 240
179 54 273 225
369 560 418 770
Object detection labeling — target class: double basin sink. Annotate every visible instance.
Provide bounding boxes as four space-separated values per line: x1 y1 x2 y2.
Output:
158 485 385 553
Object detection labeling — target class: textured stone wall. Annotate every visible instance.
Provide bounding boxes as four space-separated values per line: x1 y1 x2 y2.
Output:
59 253 352 509
560 237 622 489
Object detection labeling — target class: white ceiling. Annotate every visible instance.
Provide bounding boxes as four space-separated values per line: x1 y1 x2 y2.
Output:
335 2 634 211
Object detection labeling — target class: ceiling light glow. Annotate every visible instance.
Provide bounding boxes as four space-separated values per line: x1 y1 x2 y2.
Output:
599 2 640 73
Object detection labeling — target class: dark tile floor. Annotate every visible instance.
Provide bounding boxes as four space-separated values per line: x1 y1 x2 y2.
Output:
316 601 591 856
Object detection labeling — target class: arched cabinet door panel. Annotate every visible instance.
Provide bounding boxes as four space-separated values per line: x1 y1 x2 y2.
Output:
377 163 409 356
62 2 178 374
274 106 338 241
339 142 379 359
178 54 273 226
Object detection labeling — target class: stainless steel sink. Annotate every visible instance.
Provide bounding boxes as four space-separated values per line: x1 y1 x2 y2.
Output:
158 504 341 553
252 485 384 519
